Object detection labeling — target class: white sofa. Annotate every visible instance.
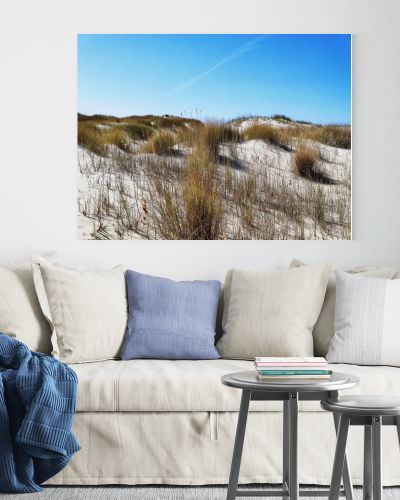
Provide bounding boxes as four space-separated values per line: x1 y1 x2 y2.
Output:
2 257 399 487
47 359 400 486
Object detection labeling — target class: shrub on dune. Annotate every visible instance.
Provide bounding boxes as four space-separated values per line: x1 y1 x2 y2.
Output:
78 122 131 154
293 148 318 179
103 128 131 152
198 123 241 160
78 122 107 156
271 114 292 122
175 124 203 146
183 145 223 239
141 131 176 155
148 144 223 239
124 123 154 140
314 125 351 149
244 124 287 147
293 125 351 149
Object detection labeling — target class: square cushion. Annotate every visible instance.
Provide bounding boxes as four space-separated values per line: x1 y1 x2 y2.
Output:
290 259 399 356
217 262 332 359
32 255 128 363
121 270 221 360
327 271 400 366
0 260 53 353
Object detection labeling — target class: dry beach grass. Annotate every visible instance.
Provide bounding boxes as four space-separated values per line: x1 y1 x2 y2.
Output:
77 114 351 240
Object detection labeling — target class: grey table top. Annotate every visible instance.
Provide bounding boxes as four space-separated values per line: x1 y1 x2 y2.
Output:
321 395 400 416
221 370 360 393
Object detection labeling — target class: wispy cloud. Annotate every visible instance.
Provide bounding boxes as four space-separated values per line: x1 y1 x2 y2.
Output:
169 35 267 94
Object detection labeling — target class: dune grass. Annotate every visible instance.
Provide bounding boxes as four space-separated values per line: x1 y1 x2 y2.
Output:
293 148 318 179
102 127 130 152
232 174 258 231
183 145 223 239
241 120 350 150
244 124 289 149
78 122 107 155
141 131 176 155
309 125 351 149
78 122 131 154
125 114 202 129
270 114 292 122
176 121 241 159
288 125 351 149
148 144 223 239
196 123 241 160
123 122 154 140
175 124 203 146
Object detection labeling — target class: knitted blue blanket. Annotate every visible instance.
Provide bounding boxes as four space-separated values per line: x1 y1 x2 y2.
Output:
0 334 80 493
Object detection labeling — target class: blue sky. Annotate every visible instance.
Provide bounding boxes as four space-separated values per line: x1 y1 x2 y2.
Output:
78 34 351 124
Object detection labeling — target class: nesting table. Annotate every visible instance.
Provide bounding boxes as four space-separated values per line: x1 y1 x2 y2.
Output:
221 371 360 500
321 395 400 500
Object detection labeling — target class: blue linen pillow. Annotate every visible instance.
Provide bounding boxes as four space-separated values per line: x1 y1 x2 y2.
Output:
121 270 221 360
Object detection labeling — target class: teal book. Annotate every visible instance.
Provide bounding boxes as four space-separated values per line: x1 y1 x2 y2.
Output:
257 370 331 376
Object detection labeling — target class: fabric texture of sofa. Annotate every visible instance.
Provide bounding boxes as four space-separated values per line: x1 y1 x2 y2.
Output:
46 359 400 486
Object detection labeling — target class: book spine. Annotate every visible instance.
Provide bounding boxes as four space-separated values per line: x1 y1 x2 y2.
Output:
257 370 331 375
255 363 328 367
257 375 331 380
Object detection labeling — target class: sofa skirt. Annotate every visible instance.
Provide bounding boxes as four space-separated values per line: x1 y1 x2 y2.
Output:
47 411 400 486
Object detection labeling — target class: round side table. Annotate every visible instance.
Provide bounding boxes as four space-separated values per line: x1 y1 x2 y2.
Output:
321 395 400 500
221 370 360 500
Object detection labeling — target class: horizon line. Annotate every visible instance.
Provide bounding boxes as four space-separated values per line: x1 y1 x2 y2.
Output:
77 111 351 126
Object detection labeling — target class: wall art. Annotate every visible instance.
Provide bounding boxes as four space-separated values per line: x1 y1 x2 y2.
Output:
77 34 351 240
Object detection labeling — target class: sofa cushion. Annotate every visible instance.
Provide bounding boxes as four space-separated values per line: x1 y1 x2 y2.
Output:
121 270 221 360
72 359 400 413
0 261 52 353
32 255 128 363
328 271 400 366
290 259 400 357
217 263 332 359
0 252 61 354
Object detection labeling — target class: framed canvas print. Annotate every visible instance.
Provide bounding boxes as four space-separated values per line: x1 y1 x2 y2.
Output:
77 34 351 240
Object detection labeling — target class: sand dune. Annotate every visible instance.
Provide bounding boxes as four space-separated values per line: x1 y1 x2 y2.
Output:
77 115 351 240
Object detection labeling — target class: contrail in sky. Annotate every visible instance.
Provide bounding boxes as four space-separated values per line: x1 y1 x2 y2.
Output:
170 35 267 94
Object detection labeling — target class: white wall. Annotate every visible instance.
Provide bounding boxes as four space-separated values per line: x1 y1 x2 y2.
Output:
0 0 399 280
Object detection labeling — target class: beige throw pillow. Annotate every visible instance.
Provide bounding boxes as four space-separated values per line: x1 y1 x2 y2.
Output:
217 262 332 359
0 260 53 353
32 256 128 363
290 259 399 357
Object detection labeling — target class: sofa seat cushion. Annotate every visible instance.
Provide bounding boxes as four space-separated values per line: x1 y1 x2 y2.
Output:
72 359 400 413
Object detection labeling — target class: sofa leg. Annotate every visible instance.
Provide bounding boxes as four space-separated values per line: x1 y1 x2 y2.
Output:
226 389 251 500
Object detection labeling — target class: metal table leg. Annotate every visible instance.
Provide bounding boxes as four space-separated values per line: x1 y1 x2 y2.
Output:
396 416 400 449
329 415 351 500
283 400 290 493
372 416 382 500
363 426 373 500
333 413 354 500
226 390 251 500
330 390 354 500
289 392 299 500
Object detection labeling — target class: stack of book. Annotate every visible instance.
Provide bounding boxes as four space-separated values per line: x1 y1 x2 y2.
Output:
254 357 331 381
